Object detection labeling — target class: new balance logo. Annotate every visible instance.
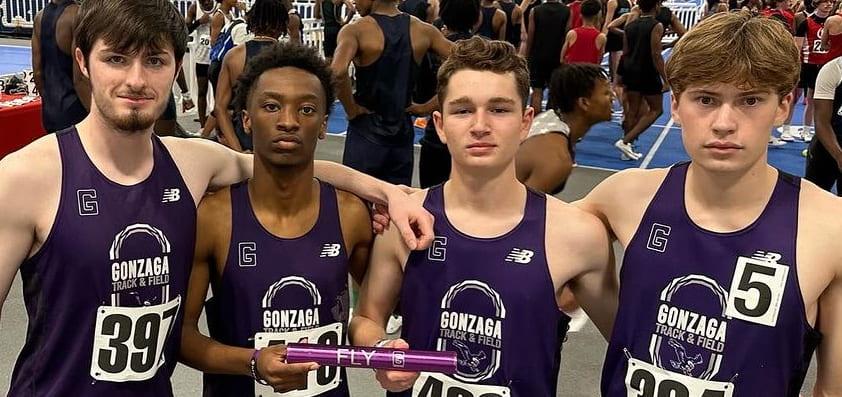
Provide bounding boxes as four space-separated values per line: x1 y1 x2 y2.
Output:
505 248 534 264
320 243 341 258
162 188 181 203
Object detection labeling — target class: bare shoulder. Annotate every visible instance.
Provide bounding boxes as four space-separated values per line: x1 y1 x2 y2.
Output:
408 14 436 32
0 135 61 219
575 167 669 241
546 195 609 250
158 137 222 194
159 136 222 168
0 135 60 191
222 44 246 65
581 167 667 206
798 180 842 261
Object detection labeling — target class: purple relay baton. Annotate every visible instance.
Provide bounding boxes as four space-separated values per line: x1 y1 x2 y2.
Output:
285 343 457 374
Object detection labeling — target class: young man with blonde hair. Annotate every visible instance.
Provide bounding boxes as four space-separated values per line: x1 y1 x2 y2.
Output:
351 37 618 396
578 12 842 396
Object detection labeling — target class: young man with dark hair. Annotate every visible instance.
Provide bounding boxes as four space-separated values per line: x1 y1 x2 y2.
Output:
578 12 842 395
351 37 618 396
215 0 289 152
31 0 89 133
561 0 606 65
613 0 665 160
332 0 452 185
517 63 612 194
0 1 434 395
181 42 372 397
526 0 571 112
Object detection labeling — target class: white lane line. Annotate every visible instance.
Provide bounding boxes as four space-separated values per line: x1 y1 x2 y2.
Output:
639 118 675 169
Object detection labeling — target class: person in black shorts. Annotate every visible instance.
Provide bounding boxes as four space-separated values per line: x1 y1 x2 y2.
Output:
418 0 480 187
525 0 570 112
807 54 842 193
603 0 630 84
613 0 665 160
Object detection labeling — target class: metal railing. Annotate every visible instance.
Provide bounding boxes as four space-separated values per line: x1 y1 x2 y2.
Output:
665 1 706 41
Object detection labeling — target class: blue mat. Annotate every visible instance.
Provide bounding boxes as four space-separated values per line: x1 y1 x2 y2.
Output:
0 45 31 75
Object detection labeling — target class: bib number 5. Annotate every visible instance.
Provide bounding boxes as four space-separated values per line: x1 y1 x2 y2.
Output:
725 255 789 327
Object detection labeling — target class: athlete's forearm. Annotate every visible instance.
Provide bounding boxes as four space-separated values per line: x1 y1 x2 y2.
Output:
816 119 842 161
180 327 254 376
214 102 244 152
314 160 402 206
334 71 359 116
349 315 388 347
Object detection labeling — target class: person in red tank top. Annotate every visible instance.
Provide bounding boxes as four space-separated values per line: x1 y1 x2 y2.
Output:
792 0 833 142
820 7 842 61
560 0 606 64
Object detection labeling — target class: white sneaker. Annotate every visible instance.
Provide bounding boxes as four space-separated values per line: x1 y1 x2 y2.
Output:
775 124 803 134
614 139 641 160
780 131 798 141
801 129 814 142
386 315 403 334
768 136 787 146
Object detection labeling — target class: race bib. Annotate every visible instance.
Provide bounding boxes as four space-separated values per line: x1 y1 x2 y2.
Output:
254 323 343 397
813 39 829 54
90 296 181 382
412 372 510 397
624 358 734 397
725 254 789 327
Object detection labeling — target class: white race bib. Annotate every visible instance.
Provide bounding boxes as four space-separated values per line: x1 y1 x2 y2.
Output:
90 297 181 382
412 372 510 397
624 358 734 397
254 323 343 397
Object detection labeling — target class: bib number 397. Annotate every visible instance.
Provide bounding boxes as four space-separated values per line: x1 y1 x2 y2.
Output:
90 297 181 382
254 323 343 397
625 359 734 397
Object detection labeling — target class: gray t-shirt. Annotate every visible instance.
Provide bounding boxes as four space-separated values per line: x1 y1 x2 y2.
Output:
528 110 571 138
